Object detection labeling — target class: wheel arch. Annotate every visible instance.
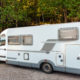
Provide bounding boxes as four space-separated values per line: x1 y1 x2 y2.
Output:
38 59 55 70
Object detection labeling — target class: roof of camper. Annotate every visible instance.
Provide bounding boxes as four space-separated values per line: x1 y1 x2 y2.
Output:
8 22 80 29
1 22 80 34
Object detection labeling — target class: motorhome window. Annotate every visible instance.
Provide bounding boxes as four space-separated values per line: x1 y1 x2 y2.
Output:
0 34 5 46
0 40 5 46
8 36 20 45
59 27 78 40
23 35 33 45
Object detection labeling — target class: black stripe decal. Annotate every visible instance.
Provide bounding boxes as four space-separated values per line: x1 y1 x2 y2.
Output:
7 57 17 60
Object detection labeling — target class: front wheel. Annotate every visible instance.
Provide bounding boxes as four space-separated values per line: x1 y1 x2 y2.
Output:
41 63 53 73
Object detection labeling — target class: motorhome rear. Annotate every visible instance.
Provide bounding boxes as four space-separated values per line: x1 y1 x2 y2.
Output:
0 22 80 74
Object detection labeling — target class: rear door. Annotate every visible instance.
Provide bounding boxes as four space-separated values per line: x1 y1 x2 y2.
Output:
66 44 80 73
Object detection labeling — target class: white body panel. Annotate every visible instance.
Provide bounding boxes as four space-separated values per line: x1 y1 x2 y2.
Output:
66 45 80 68
0 22 80 74
56 53 64 66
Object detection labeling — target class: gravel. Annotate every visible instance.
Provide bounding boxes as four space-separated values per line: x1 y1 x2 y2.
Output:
0 62 80 80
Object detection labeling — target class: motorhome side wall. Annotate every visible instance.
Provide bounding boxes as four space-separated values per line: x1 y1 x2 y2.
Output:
4 22 80 74
6 23 80 51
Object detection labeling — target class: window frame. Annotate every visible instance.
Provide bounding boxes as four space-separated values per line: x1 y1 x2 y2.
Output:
8 36 21 45
58 27 79 40
0 34 6 46
23 35 33 45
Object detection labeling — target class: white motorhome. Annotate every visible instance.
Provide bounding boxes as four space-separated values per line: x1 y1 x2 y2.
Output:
0 22 80 74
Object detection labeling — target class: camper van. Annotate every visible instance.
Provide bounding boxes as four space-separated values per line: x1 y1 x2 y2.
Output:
0 22 80 74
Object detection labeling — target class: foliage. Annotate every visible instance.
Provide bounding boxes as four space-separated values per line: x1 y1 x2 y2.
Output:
0 0 80 31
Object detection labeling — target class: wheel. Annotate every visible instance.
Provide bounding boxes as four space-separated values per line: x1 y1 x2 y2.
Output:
41 63 53 73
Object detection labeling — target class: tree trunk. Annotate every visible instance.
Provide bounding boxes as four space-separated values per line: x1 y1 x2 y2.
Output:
42 13 44 23
63 9 67 23
37 16 40 24
16 20 18 27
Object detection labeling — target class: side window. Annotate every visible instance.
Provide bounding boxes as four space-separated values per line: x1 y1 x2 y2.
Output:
8 36 20 45
0 34 6 46
59 27 78 40
23 35 33 45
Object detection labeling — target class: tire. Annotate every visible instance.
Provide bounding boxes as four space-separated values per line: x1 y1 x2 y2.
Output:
41 63 53 73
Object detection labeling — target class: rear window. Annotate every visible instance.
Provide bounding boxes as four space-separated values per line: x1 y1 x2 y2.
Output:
58 27 78 40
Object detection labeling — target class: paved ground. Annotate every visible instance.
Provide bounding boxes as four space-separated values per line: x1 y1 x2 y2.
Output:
0 62 80 80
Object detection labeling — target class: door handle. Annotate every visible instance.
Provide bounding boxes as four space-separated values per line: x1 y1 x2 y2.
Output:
60 59 63 62
77 57 80 60
4 48 6 51
59 55 61 58
18 53 20 56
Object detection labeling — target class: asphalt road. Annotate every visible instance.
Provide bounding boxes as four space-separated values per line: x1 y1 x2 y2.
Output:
0 62 80 80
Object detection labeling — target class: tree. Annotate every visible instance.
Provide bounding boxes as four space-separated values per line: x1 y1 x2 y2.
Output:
0 0 80 31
